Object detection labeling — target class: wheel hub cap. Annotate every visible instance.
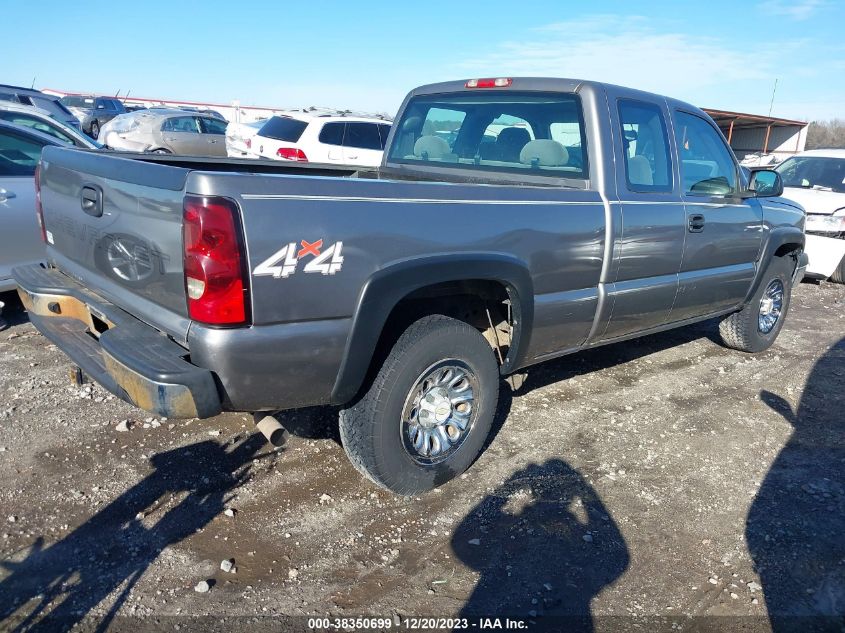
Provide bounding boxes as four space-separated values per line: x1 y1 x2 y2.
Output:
401 361 477 465
758 279 784 334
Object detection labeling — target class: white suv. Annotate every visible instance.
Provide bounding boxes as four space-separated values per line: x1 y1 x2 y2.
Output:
252 111 392 167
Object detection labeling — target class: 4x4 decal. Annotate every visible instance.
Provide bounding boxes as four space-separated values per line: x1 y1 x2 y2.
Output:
253 239 344 278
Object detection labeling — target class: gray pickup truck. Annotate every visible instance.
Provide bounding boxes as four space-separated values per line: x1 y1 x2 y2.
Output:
15 77 806 494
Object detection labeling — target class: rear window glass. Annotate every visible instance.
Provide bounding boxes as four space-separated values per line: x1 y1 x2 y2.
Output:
387 92 588 179
258 116 308 142
0 112 74 145
61 96 94 108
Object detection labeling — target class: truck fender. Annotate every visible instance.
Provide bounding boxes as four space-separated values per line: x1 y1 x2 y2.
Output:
330 253 534 405
744 227 805 303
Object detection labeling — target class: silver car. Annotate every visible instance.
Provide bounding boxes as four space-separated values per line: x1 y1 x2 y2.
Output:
0 102 98 150
0 121 66 291
101 109 228 156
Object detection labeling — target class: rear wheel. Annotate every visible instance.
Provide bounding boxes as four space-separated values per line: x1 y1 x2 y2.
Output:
831 255 845 284
90 120 100 139
718 256 794 353
339 315 499 495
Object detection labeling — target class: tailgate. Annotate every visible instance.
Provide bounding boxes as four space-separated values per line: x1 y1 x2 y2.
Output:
38 146 192 342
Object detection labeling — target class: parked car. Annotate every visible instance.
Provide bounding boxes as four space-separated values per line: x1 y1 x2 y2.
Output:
99 109 228 156
252 112 391 166
776 149 845 282
60 95 126 139
16 77 806 494
225 119 265 157
0 84 80 131
0 102 98 149
0 121 66 291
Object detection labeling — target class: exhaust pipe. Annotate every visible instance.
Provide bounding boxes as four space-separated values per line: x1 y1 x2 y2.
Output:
254 413 288 447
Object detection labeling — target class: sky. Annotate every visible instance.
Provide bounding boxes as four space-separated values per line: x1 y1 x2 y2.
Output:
4 0 844 121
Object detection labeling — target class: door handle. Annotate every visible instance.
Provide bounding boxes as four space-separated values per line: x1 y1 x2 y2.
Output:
0 189 16 202
688 213 705 232
80 184 104 217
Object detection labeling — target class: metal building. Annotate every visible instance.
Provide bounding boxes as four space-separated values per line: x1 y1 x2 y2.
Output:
703 108 808 163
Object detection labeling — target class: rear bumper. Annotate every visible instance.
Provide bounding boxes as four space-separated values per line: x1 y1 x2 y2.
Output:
13 264 222 419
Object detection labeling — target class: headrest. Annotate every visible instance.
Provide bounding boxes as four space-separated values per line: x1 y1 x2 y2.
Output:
519 139 568 167
414 135 450 160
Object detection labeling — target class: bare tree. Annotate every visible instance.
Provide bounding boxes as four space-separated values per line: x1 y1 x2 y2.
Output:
806 119 845 150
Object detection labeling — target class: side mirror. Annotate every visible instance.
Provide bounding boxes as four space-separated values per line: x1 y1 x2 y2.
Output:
747 169 783 197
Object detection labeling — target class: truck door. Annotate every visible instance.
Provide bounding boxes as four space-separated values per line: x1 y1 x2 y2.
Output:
669 110 763 321
600 97 685 340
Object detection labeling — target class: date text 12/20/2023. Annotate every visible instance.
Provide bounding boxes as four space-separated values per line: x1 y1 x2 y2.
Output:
306 616 529 630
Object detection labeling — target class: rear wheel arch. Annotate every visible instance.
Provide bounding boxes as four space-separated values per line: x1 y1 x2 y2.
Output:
330 254 533 405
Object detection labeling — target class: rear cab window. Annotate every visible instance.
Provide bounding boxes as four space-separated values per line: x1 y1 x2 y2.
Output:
386 91 588 181
258 116 308 142
618 100 673 192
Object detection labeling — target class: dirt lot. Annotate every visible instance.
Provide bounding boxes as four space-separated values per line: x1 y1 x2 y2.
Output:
0 280 843 632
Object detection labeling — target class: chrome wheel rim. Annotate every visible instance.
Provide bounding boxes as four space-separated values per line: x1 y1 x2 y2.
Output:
401 360 478 466
758 279 784 334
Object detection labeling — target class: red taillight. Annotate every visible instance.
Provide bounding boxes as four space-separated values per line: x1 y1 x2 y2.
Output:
34 164 47 243
276 147 308 161
245 137 251 149
465 77 512 89
182 195 249 326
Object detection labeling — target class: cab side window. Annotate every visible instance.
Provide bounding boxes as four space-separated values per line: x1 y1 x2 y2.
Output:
675 111 737 195
618 100 672 192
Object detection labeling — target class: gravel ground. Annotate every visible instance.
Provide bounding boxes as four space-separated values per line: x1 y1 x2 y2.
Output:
0 280 842 633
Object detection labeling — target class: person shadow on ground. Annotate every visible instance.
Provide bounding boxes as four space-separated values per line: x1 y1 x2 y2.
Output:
0 433 271 632
747 336 845 632
452 458 629 632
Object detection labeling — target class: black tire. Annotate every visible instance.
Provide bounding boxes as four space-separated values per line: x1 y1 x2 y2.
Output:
151 148 171 155
339 315 499 495
718 256 794 353
831 255 845 284
91 120 100 139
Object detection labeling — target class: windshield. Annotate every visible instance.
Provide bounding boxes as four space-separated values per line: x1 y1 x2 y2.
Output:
776 156 845 194
60 96 94 109
387 91 588 179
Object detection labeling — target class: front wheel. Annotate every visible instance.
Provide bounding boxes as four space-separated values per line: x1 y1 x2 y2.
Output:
339 315 499 495
718 256 794 353
90 121 100 139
